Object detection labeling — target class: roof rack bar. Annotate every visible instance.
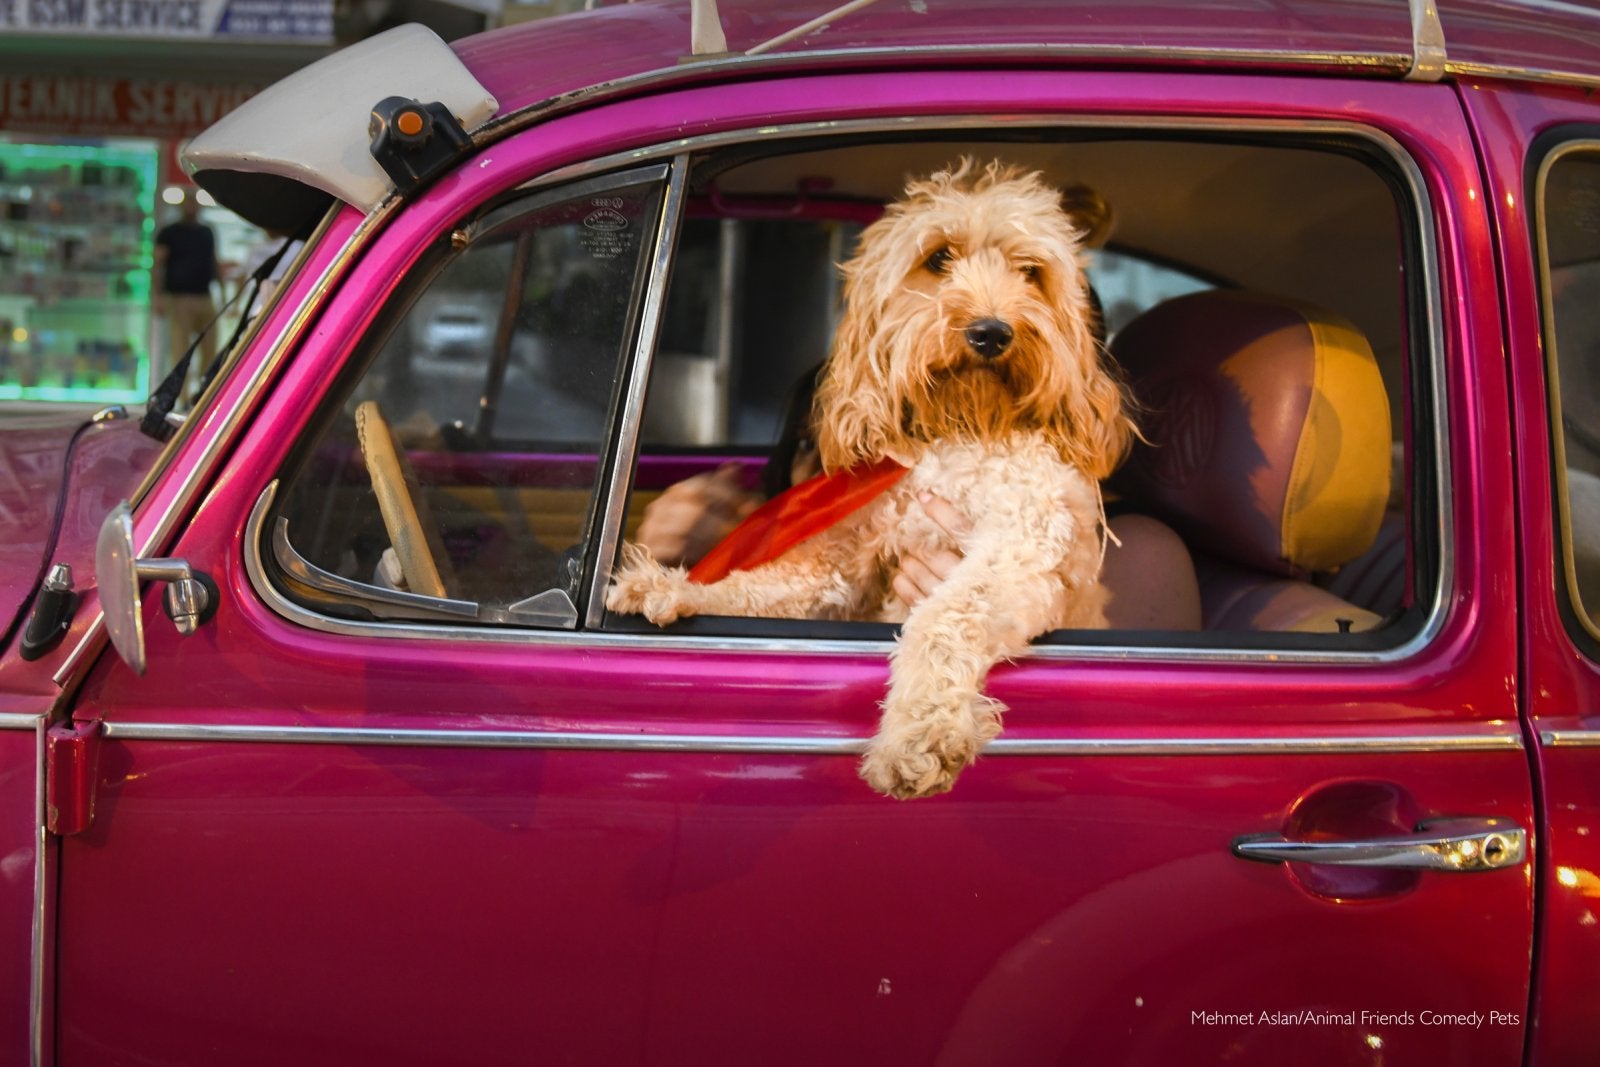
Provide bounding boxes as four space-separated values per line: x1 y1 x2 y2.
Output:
746 0 883 56
690 0 728 55
1406 0 1448 81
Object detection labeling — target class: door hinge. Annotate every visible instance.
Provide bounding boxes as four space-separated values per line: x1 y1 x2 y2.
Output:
46 718 102 836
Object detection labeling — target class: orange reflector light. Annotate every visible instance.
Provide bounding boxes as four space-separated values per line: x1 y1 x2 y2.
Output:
397 110 425 136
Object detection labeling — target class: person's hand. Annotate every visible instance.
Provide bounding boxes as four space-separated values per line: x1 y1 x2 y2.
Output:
893 491 1070 642
634 463 760 567
890 491 971 606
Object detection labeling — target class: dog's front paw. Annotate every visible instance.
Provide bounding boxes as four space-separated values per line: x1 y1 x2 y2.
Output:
858 692 1003 799
606 546 694 626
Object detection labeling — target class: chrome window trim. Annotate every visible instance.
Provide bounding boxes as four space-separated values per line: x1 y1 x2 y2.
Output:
100 719 1520 755
0 712 42 730
584 154 691 628
244 113 1449 667
1533 139 1600 648
272 510 482 621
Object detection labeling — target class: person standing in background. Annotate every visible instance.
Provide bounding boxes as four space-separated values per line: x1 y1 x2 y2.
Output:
152 195 218 401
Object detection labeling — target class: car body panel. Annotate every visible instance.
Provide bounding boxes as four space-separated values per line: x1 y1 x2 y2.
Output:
54 724 1533 1064
1457 76 1600 1066
1441 1 1600 84
0 415 162 650
39 67 1537 1064
454 0 1416 106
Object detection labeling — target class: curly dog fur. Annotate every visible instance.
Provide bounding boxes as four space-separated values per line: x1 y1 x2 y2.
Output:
608 159 1135 798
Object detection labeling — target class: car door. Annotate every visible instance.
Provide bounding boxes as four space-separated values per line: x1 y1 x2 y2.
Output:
1469 83 1600 1066
49 73 1533 1066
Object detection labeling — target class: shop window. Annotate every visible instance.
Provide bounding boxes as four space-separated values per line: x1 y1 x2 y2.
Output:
0 137 158 403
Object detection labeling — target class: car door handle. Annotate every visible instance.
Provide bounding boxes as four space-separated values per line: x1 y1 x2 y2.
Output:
1231 817 1525 872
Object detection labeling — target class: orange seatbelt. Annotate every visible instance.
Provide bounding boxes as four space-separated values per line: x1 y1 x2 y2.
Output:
688 458 908 583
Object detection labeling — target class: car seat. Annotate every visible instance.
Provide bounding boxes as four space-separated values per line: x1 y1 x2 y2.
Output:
1109 290 1395 632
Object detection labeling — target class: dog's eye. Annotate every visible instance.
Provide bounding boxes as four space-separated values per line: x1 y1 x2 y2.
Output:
923 247 952 275
1021 263 1042 283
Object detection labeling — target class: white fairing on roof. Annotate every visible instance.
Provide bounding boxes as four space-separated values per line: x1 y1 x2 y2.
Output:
181 24 499 215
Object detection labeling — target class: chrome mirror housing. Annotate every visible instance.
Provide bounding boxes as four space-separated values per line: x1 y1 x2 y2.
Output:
95 502 219 676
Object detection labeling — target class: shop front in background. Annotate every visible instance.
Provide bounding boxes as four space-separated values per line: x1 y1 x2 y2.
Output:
0 136 159 404
0 70 294 405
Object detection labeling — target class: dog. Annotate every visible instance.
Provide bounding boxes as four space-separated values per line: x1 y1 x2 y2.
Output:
607 159 1135 798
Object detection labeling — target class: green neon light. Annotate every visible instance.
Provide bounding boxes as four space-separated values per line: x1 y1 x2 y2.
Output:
0 136 160 404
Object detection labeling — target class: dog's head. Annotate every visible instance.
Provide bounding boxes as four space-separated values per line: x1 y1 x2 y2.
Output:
814 159 1135 481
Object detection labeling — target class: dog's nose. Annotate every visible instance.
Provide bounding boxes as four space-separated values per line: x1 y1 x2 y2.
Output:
965 318 1014 359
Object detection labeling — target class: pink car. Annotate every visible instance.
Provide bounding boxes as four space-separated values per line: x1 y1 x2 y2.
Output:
4 1 1599 1062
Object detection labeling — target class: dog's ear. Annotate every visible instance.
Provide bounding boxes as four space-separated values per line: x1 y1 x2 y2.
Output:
812 217 921 470
1038 251 1137 481
1061 347 1137 482
814 276 900 471
1060 184 1114 250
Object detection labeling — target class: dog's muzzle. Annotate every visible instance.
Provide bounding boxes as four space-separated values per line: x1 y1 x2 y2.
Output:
964 318 1014 359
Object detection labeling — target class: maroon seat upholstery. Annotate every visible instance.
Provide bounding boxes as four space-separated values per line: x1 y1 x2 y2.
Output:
1110 290 1396 632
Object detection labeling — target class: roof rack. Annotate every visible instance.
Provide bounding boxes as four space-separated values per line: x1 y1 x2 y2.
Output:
691 0 1451 80
1406 0 1447 82
689 0 885 57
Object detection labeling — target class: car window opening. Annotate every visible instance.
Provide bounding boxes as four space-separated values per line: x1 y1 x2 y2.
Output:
266 131 1423 649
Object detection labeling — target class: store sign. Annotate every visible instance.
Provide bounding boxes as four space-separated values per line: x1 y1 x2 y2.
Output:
0 77 261 140
0 0 331 41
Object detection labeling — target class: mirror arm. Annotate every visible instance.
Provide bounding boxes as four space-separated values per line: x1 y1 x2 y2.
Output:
136 563 219 639
133 559 220 636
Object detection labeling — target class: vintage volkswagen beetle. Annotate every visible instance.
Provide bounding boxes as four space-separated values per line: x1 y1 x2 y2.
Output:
5 1 1600 1062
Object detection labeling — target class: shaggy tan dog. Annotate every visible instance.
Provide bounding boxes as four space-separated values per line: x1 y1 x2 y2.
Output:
608 159 1134 798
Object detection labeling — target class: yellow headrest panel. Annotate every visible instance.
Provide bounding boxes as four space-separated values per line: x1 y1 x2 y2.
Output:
1112 290 1391 577
1285 312 1391 572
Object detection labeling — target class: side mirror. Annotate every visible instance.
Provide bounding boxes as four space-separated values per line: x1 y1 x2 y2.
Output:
95 502 219 675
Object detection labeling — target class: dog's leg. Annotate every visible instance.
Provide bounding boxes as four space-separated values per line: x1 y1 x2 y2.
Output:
606 527 880 624
859 488 1103 799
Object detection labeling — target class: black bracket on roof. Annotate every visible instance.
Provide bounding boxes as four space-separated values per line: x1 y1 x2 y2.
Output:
368 96 473 198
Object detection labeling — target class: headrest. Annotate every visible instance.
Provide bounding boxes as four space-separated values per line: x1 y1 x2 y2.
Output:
1110 290 1390 578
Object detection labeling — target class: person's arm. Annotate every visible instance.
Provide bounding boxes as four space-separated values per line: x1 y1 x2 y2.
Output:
633 463 760 567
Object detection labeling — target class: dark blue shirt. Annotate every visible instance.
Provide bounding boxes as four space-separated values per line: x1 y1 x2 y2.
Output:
156 220 217 295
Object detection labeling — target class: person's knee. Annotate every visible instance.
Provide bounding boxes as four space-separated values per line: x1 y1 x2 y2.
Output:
1101 514 1201 630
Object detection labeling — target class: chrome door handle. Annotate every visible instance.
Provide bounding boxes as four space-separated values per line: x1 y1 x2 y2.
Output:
1231 817 1525 872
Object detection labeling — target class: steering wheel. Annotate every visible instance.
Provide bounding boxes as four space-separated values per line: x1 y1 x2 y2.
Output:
354 400 452 599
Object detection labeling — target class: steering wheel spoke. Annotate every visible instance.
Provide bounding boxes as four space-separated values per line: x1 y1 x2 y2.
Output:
354 400 454 600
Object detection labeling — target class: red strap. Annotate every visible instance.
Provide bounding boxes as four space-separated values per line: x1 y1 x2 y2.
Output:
688 458 908 583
